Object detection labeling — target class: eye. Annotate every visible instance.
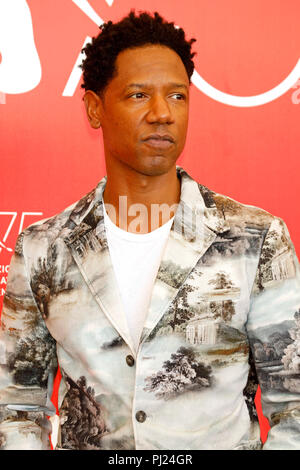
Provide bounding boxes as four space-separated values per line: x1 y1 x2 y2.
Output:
171 93 186 100
130 92 146 99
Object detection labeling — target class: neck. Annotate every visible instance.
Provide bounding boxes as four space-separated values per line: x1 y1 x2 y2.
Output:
102 160 181 234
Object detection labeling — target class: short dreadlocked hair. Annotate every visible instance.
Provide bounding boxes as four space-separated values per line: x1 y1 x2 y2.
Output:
79 10 196 97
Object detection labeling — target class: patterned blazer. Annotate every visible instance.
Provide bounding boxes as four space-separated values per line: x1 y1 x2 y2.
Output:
1 166 300 450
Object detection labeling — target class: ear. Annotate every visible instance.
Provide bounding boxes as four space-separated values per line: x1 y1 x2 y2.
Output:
83 90 103 129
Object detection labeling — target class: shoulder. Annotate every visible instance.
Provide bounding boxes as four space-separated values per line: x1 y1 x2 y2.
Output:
179 166 280 234
200 184 294 258
213 190 276 228
19 184 100 256
177 166 286 238
199 180 280 235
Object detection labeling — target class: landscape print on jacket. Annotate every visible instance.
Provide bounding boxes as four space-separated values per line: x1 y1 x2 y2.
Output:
1 166 300 450
248 217 300 402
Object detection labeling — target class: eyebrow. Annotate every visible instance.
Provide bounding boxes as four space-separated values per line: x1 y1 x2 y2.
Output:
124 83 188 91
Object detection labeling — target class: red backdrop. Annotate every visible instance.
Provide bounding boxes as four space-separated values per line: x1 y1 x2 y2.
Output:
1 0 300 445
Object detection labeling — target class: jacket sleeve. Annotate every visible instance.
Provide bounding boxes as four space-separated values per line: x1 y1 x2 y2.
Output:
0 232 58 450
246 217 300 449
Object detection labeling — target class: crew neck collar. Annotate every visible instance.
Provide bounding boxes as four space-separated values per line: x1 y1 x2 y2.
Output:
101 195 175 241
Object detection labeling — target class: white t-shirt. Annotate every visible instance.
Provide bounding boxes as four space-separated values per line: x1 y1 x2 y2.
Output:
102 198 174 354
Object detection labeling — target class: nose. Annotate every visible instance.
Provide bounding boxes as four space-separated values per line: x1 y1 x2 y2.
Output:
146 94 174 124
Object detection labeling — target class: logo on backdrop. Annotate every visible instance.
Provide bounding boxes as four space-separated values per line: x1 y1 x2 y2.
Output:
0 0 41 97
0 211 43 296
291 78 300 104
0 0 299 107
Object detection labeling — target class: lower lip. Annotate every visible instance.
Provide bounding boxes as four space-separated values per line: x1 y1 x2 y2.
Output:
143 138 174 149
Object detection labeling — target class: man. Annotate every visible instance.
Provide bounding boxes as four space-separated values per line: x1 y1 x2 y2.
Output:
0 10 300 450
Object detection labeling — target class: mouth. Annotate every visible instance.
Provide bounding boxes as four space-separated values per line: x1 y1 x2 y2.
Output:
143 138 174 149
142 134 175 149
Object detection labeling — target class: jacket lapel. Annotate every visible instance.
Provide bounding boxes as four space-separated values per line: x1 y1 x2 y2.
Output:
139 167 231 345
63 177 136 353
63 167 231 355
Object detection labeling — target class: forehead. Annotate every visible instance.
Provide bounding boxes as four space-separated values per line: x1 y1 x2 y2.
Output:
109 45 189 91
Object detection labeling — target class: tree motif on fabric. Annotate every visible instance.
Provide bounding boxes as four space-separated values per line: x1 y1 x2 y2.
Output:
7 323 57 387
169 283 197 330
144 347 212 400
256 230 277 290
282 309 300 373
243 348 259 423
281 309 300 393
156 263 203 333
60 375 108 450
157 260 190 289
207 271 237 322
30 245 73 319
208 271 234 290
0 432 6 449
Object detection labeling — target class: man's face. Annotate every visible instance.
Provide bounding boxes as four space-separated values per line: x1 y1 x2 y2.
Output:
84 44 190 176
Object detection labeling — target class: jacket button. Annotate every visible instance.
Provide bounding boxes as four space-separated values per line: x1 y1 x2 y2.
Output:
135 410 147 423
126 355 135 367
